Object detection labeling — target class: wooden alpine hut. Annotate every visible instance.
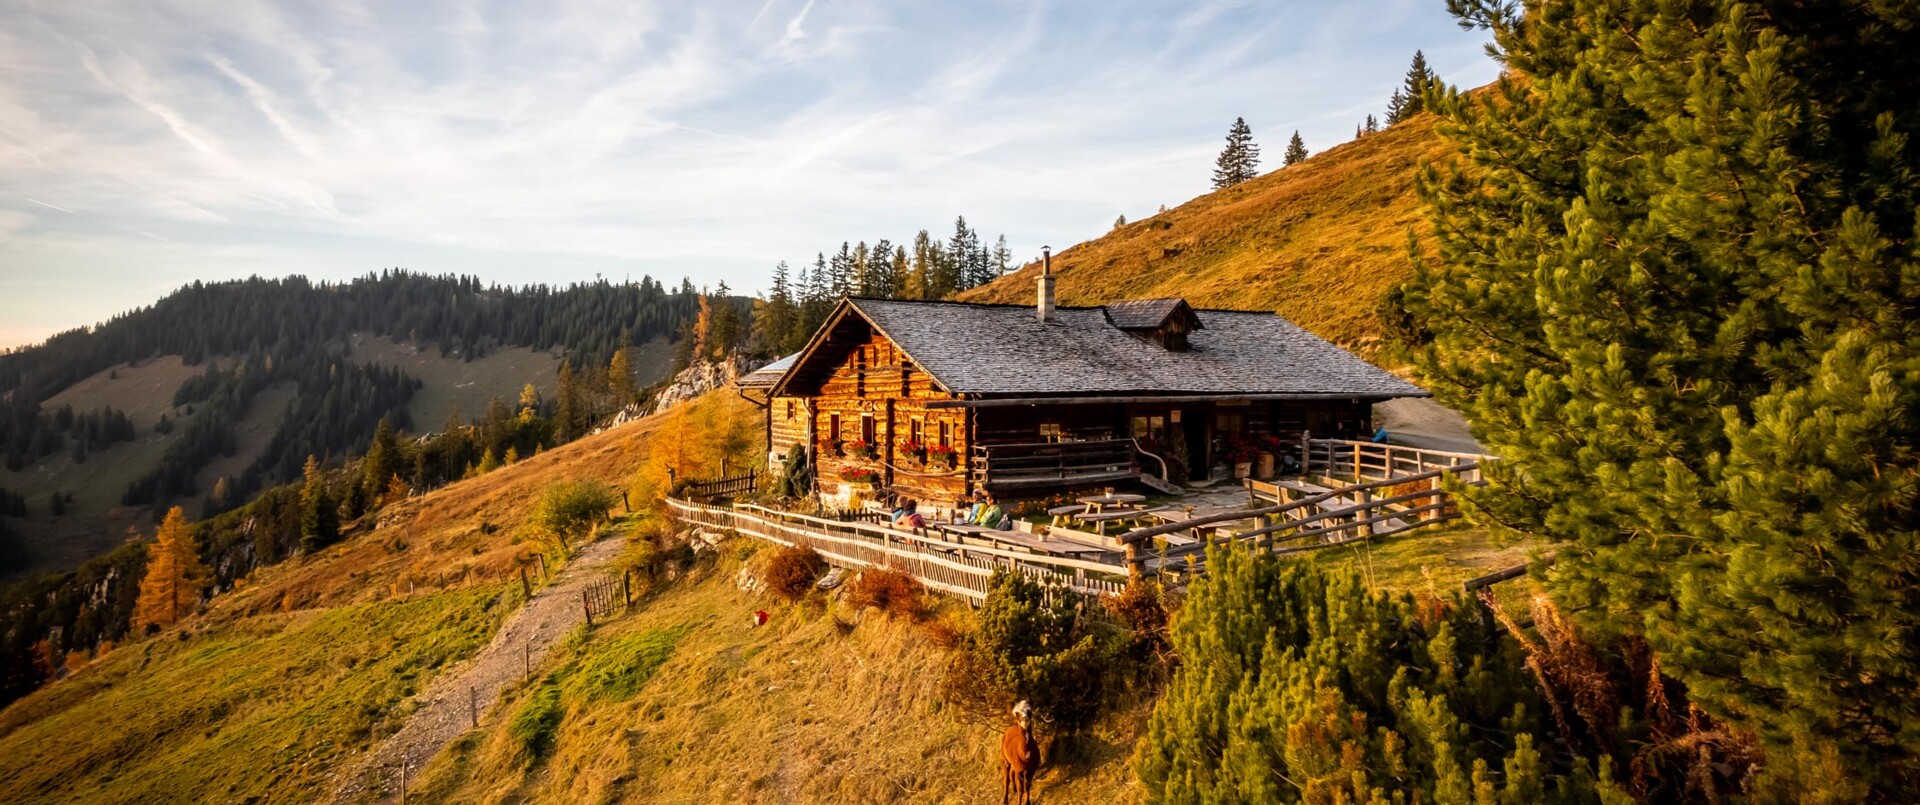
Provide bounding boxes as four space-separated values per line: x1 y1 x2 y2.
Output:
746 256 1428 508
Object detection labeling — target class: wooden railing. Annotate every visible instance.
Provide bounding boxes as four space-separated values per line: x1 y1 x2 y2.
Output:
682 468 758 499
970 438 1135 492
1119 462 1483 575
665 498 1128 602
1304 439 1490 484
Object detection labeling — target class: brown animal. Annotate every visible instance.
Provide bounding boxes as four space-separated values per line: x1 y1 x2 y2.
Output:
1001 700 1039 804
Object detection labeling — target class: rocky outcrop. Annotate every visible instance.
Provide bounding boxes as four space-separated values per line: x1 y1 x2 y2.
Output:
647 356 754 416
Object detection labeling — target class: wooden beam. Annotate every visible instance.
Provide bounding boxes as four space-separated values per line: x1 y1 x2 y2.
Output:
925 393 1427 409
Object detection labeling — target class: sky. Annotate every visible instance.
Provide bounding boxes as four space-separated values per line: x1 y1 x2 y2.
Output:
0 0 1500 350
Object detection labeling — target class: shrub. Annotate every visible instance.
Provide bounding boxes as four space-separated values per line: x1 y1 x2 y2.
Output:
943 571 1127 736
1133 545 1629 802
763 545 827 601
844 568 928 622
527 480 617 549
1104 578 1174 669
507 683 565 758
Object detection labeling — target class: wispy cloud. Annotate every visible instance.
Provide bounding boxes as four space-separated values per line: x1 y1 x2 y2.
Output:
0 0 1499 348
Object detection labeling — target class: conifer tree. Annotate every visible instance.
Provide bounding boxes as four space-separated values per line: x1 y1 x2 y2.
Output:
1364 114 1378 134
1210 117 1259 189
554 361 584 443
132 507 208 631
362 417 397 494
608 345 636 405
298 455 337 553
1113 215 1126 229
1402 1 1920 792
1385 49 1435 125
1283 131 1307 166
991 235 1011 280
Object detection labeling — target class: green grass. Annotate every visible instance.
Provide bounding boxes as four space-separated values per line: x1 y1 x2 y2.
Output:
1296 525 1544 605
570 626 689 701
0 585 512 805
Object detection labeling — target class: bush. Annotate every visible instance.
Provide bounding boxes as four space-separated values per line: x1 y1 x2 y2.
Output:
1133 546 1626 802
844 568 928 621
527 480 617 549
1104 578 1174 670
507 683 565 758
764 545 827 601
943 571 1128 736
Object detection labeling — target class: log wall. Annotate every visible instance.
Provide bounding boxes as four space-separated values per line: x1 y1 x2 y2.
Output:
809 330 970 506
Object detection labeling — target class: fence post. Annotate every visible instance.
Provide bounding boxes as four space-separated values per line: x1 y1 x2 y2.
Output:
519 564 532 600
622 570 631 609
1299 431 1312 475
469 686 478 729
524 643 531 682
582 590 593 628
399 763 408 805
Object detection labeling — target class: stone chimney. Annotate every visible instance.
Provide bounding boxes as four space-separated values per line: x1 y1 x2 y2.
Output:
1037 245 1055 322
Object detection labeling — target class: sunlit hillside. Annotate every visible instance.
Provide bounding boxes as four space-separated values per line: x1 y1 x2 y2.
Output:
961 113 1449 353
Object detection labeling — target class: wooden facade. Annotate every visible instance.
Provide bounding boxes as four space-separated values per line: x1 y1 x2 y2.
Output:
746 296 1426 508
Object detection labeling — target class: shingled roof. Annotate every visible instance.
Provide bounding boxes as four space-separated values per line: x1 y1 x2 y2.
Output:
736 352 798 389
1103 298 1200 331
772 297 1428 400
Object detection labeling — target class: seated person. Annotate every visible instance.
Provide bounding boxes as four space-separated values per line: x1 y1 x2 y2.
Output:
890 499 917 525
1371 426 1390 444
903 508 928 531
972 495 1005 530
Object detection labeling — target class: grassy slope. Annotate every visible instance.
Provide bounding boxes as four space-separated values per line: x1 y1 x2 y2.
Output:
408 552 1142 804
0 392 760 802
0 586 509 804
961 114 1447 353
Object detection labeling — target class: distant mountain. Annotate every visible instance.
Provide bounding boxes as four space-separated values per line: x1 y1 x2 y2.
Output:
0 271 733 577
960 112 1449 353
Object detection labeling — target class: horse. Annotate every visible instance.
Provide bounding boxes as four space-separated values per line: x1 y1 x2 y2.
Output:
1001 700 1039 804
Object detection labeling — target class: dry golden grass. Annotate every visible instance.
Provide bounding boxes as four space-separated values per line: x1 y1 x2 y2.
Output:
408 553 1148 804
209 391 762 620
961 114 1449 355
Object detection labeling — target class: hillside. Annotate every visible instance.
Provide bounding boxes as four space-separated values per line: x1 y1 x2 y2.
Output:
961 114 1448 353
0 390 761 802
0 273 721 578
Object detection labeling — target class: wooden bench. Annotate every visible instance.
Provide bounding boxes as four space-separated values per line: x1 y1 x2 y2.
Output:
1047 504 1088 528
1073 505 1169 534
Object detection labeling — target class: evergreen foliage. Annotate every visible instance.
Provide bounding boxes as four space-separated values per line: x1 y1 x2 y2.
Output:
1385 49 1437 125
131 507 209 632
747 216 1010 357
1283 131 1308 166
1400 0 1920 793
943 571 1128 735
298 455 339 553
1211 117 1261 189
1133 548 1620 802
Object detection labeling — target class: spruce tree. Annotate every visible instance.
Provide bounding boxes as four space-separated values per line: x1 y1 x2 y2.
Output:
132 507 208 631
1210 117 1259 189
554 361 583 442
362 417 397 494
1283 131 1307 166
298 455 337 553
1402 0 1920 792
1386 49 1435 125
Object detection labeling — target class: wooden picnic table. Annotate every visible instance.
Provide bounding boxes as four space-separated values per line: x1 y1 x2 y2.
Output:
1078 493 1147 514
1073 504 1169 534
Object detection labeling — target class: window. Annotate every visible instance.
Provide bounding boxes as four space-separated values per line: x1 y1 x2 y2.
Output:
785 400 795 420
938 420 951 447
900 363 913 396
1040 423 1066 442
910 417 924 445
861 414 877 446
829 414 841 443
1132 415 1167 441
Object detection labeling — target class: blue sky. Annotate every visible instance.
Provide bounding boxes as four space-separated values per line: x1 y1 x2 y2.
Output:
0 0 1499 350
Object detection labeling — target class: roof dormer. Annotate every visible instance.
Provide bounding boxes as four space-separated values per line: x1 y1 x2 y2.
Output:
1103 298 1204 351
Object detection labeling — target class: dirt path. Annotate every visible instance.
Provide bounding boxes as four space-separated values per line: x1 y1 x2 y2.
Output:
327 534 628 804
